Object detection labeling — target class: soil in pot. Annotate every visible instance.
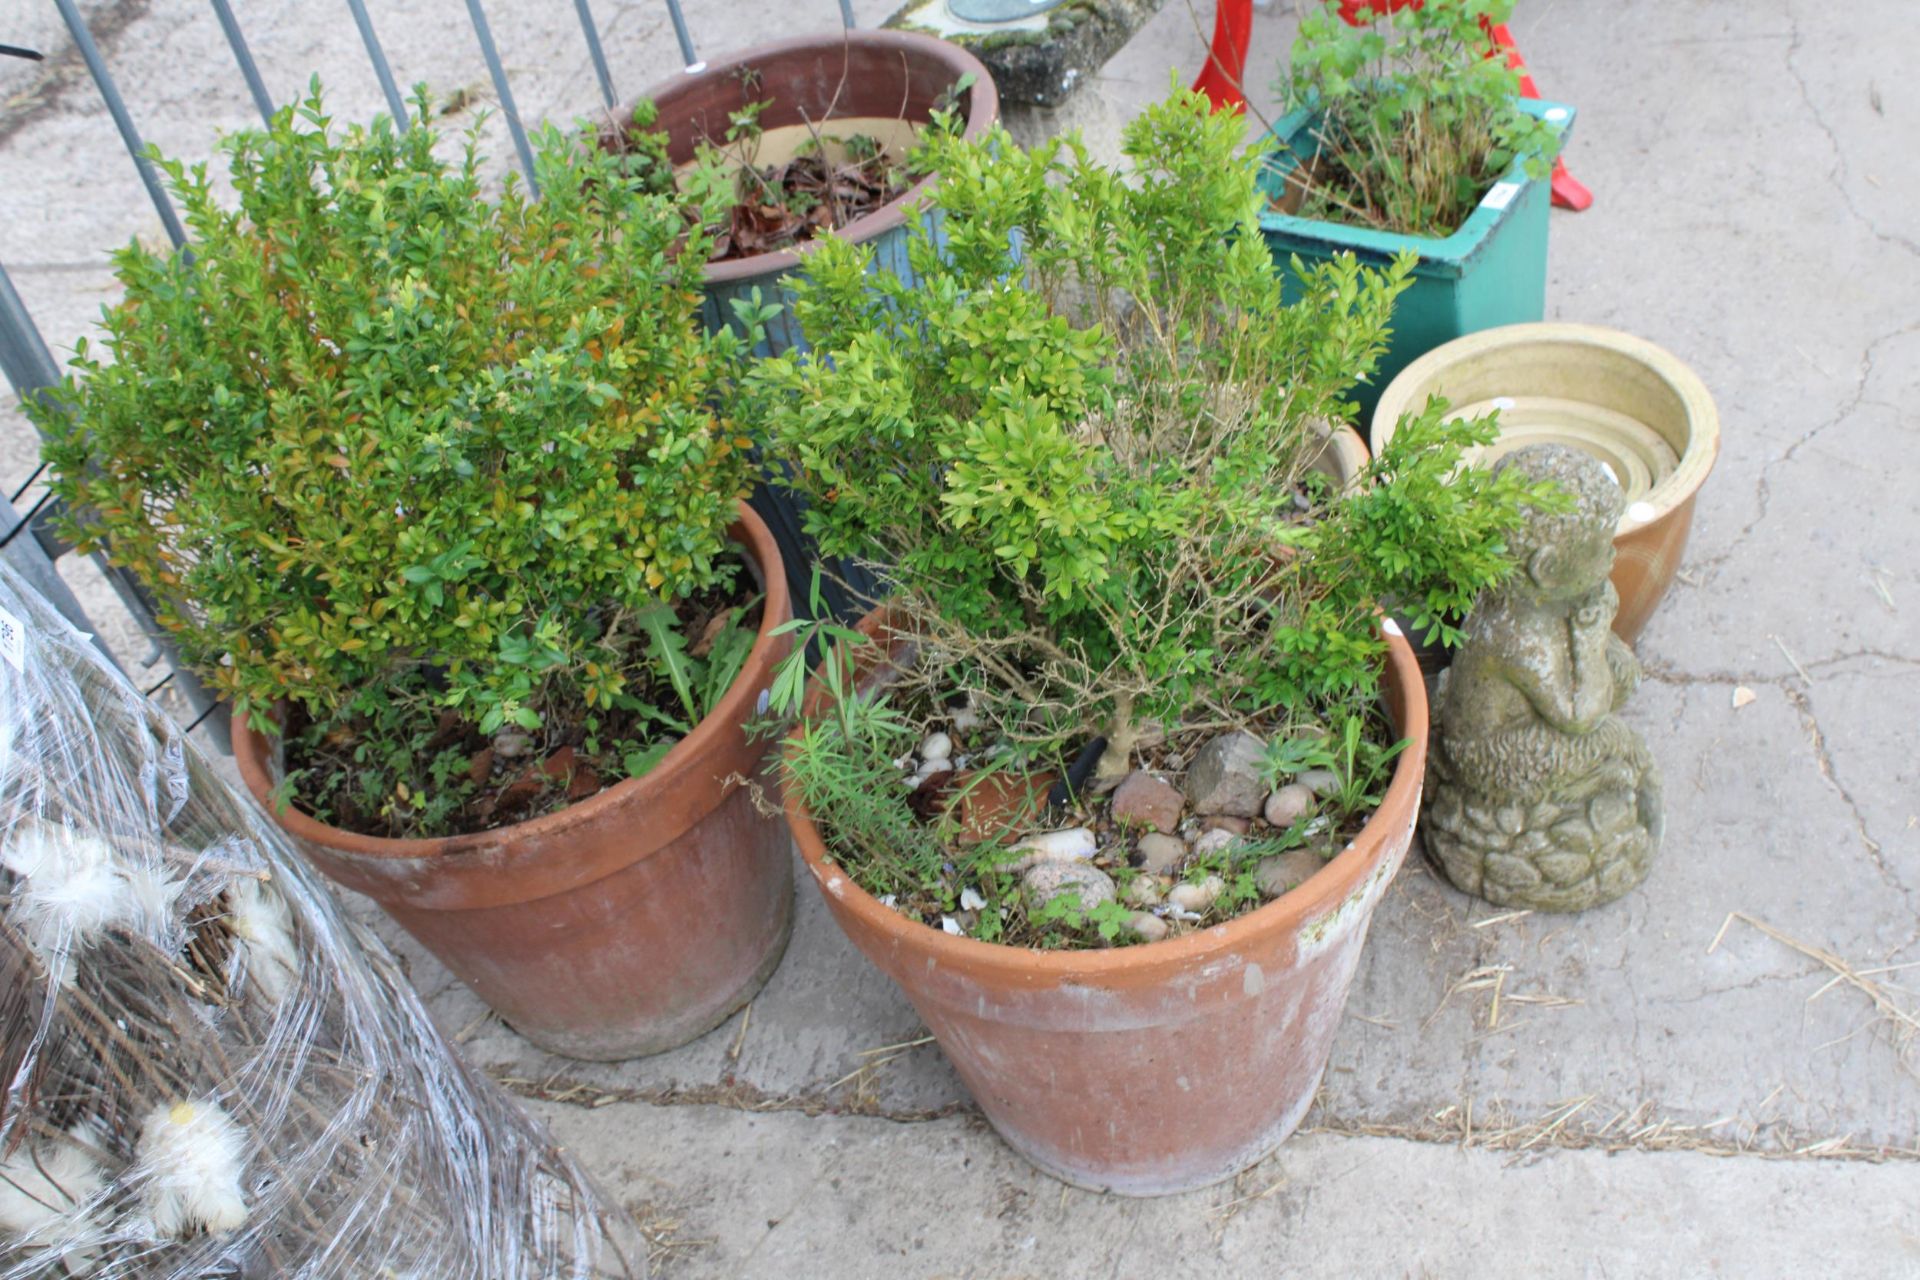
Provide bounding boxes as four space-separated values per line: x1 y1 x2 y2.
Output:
877 702 1403 950
597 36 987 276
279 557 765 841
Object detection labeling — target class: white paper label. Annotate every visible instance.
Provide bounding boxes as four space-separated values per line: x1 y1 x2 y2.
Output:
1544 106 1570 123
1482 182 1521 211
0 607 24 672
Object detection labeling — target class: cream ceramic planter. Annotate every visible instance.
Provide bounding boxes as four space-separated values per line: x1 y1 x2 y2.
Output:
1371 323 1719 641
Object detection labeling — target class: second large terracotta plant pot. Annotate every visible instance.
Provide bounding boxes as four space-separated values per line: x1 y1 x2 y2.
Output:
1371 323 1720 642
234 504 794 1061
785 607 1428 1196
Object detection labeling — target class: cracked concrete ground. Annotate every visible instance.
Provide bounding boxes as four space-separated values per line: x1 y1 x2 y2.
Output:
4 0 1918 1274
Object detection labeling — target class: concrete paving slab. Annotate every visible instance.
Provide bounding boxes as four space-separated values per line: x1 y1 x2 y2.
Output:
528 1098 1920 1278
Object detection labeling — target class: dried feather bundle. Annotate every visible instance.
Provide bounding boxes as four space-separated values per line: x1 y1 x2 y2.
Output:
0 565 638 1279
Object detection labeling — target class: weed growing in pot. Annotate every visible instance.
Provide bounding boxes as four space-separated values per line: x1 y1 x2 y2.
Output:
1279 0 1559 237
1260 712 1409 815
33 84 765 838
758 90 1553 948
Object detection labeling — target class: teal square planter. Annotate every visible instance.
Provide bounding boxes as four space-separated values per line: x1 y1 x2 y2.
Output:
1256 98 1575 423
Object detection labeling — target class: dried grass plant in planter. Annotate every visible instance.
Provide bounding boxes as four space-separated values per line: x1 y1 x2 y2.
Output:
754 90 1550 1193
32 87 795 1061
1260 0 1571 418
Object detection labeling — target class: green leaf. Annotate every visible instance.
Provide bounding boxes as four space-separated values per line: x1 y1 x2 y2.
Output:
636 603 701 725
699 616 756 712
623 740 674 777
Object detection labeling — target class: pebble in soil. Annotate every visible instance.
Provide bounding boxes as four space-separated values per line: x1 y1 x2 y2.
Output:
1022 861 1118 912
884 704 1383 950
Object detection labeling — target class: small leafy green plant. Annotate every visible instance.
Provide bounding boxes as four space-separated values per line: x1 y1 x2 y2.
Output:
1260 711 1409 816
1280 0 1560 237
35 83 763 837
761 90 1550 947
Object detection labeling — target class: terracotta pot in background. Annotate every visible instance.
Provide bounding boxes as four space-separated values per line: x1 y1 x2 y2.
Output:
1371 323 1720 643
785 607 1429 1196
625 29 998 356
234 503 794 1061
608 31 998 626
1311 419 1370 490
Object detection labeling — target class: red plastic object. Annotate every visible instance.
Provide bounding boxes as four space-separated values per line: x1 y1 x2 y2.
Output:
1325 1 1591 210
1192 0 1253 113
1484 20 1593 210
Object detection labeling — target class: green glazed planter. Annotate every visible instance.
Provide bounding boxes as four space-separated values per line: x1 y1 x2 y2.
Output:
1257 98 1574 423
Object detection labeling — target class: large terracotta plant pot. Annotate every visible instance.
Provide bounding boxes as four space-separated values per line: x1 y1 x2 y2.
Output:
234 503 794 1061
612 31 997 625
1371 323 1720 642
784 607 1429 1195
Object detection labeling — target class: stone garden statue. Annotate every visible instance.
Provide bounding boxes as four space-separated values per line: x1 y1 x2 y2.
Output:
1422 444 1663 912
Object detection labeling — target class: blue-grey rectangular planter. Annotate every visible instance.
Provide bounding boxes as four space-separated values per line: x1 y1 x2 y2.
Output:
707 219 928 622
1257 97 1575 424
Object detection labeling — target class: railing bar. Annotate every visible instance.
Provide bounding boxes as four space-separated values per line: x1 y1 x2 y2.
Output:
208 0 276 125
0 261 227 733
0 264 62 395
11 461 49 506
0 491 57 552
837 0 857 30
0 261 117 662
343 0 411 125
572 0 618 108
50 0 187 250
663 0 700 70
464 0 539 195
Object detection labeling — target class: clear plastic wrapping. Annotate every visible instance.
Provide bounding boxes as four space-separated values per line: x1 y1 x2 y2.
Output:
0 564 638 1278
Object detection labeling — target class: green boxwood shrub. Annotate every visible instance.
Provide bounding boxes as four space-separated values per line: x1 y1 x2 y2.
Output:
33 86 760 835
757 90 1552 944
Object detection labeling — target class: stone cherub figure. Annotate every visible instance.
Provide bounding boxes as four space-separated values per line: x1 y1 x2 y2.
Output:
1422 444 1663 912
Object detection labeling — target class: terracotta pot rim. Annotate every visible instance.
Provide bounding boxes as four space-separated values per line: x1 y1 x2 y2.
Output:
783 607 1429 982
623 30 999 286
1372 322 1721 529
1315 420 1370 491
233 499 790 861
